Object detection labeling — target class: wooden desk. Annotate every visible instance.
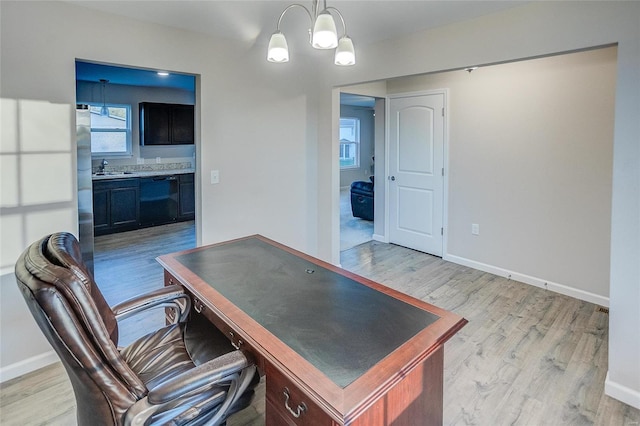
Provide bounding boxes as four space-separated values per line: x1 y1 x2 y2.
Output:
158 235 467 425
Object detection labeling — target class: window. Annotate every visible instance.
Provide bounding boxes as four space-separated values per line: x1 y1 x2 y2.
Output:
340 117 360 169
89 105 131 157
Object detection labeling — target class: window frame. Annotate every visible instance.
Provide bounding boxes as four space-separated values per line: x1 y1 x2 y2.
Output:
88 103 132 158
339 117 360 170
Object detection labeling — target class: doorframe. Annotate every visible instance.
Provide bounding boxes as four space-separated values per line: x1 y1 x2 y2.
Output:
383 89 450 257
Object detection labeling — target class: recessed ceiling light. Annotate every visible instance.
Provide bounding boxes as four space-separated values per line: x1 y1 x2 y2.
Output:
157 71 169 76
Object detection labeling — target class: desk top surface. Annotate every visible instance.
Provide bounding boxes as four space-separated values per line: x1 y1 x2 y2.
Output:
172 237 439 388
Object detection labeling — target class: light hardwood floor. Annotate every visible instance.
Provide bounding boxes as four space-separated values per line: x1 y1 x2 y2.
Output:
2 223 639 425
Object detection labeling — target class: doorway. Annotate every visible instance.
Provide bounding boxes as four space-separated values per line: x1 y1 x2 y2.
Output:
75 60 197 285
339 93 376 251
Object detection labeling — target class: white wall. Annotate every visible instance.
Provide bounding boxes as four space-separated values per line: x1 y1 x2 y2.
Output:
1 0 638 410
1 98 78 380
606 35 640 410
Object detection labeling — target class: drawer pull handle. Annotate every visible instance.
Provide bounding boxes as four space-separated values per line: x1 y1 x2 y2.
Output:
229 331 243 350
283 387 307 418
193 298 204 313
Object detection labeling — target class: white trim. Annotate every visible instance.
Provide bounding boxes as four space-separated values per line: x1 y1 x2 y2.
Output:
605 372 640 410
443 253 610 307
0 350 59 383
442 89 450 260
372 233 386 243
0 266 14 276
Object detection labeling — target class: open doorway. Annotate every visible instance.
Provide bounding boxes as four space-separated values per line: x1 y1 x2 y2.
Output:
75 61 197 316
339 93 376 251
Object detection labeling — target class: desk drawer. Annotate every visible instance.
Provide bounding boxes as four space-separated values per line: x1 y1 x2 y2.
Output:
193 297 265 373
265 362 333 425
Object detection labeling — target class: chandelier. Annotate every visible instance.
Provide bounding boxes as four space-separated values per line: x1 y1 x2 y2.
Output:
267 0 356 66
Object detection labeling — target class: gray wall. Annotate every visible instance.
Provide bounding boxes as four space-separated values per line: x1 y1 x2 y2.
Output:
387 47 616 304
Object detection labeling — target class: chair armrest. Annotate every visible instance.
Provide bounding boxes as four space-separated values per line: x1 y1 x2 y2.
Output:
123 351 256 426
111 284 191 323
148 350 251 404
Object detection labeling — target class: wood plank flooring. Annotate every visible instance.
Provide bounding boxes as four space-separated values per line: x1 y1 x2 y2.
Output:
2 225 639 425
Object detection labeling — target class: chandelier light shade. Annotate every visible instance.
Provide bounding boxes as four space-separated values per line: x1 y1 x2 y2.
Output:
267 31 290 62
311 11 338 49
267 0 355 66
334 36 356 66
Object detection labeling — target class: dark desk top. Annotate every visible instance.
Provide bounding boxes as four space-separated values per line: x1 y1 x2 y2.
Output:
173 237 439 388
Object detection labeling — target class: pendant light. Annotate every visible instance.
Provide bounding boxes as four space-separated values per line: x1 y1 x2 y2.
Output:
267 0 355 66
100 79 109 116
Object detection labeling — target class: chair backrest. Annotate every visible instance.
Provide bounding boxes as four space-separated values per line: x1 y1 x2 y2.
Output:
15 233 147 425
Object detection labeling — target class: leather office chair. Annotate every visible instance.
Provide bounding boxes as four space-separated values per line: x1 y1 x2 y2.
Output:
15 232 258 426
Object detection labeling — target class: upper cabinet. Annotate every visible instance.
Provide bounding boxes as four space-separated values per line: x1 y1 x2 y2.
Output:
140 102 194 145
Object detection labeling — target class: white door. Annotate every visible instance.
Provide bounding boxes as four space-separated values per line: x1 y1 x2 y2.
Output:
388 93 444 256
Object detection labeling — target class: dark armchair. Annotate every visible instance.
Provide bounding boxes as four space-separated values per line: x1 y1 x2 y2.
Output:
350 178 374 221
14 232 258 426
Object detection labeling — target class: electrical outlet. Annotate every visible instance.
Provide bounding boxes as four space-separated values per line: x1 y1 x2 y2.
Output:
155 157 161 164
137 158 144 165
472 224 480 235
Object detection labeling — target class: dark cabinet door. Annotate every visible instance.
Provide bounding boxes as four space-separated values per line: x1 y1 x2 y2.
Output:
141 103 171 145
110 186 139 228
92 188 109 233
171 105 194 145
140 102 193 145
93 178 140 236
178 173 195 221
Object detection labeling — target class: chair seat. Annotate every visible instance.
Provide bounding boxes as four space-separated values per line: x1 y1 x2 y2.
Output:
121 323 193 390
121 314 237 391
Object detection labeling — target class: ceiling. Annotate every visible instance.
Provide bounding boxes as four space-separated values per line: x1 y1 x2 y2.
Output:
68 1 526 47
70 1 527 89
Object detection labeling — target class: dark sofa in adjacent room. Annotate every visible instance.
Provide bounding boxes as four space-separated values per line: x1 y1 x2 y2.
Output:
350 178 374 221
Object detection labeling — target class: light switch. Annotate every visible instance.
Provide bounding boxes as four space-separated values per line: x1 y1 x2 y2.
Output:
210 170 220 184
472 224 480 235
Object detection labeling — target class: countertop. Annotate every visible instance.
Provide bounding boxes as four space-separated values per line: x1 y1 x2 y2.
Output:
92 169 195 180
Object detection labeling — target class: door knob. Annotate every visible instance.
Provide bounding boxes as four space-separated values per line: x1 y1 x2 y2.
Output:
390 176 396 181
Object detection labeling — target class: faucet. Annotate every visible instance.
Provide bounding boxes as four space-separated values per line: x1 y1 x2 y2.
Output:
98 159 108 173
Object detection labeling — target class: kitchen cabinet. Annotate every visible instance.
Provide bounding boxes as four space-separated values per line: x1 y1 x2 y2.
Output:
178 173 195 221
139 102 194 145
93 173 194 235
93 178 140 236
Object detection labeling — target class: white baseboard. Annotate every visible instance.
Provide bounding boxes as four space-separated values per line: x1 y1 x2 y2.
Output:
443 254 609 307
372 234 386 243
605 372 640 410
0 350 59 383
